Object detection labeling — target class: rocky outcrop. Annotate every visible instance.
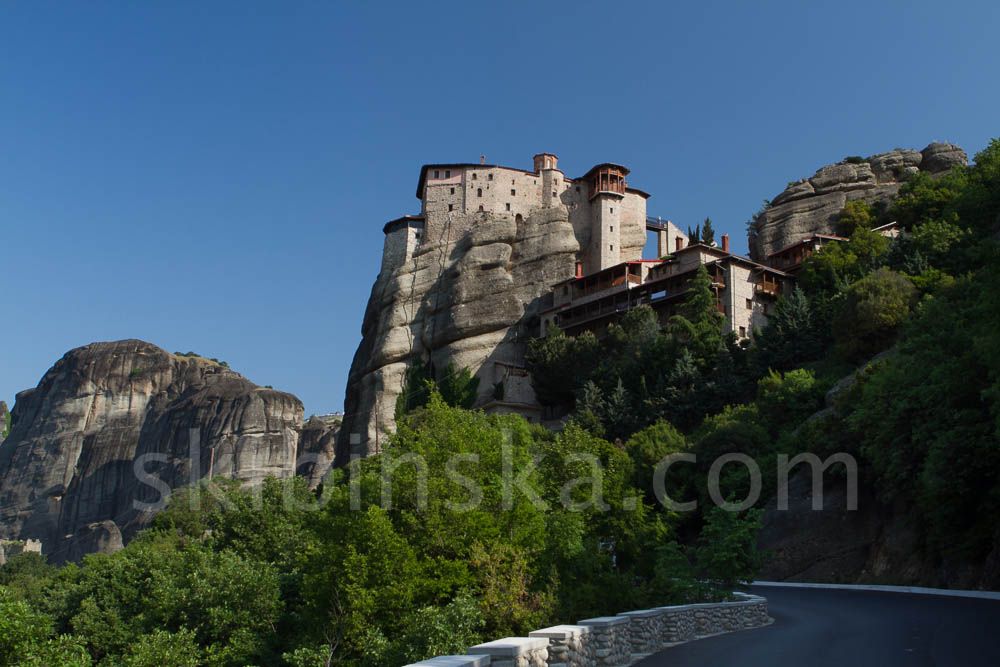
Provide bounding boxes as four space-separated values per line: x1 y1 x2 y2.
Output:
339 206 582 459
0 340 307 562
297 414 341 489
749 142 967 260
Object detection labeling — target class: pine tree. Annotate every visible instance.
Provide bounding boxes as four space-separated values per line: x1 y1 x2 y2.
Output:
669 265 725 363
701 217 716 245
753 287 821 372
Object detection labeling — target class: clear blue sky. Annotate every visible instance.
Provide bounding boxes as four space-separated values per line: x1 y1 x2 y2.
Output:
2 2 998 416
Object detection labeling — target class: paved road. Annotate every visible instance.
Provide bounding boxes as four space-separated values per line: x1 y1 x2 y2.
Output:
637 585 1000 666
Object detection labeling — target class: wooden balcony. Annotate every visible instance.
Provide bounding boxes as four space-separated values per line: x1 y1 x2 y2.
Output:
756 281 781 297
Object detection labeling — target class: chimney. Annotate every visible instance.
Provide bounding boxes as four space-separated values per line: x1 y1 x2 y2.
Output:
721 233 730 253
480 154 486 165
575 261 583 278
675 236 685 251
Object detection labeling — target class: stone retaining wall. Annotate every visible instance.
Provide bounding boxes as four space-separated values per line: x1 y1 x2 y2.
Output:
404 593 770 667
576 617 630 666
528 625 593 667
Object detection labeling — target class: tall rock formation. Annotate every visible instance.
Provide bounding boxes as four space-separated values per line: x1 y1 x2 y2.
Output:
296 414 341 489
0 340 306 562
340 207 582 457
749 142 967 260
338 154 655 459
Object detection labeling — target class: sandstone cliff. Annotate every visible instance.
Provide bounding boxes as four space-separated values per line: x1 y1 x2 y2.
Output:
339 205 595 459
749 142 967 260
0 340 312 562
297 413 341 489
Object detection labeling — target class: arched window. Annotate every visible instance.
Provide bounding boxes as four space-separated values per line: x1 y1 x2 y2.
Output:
479 205 484 212
477 188 483 197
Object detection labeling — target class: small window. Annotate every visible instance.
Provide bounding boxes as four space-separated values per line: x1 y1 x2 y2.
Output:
511 189 516 196
488 173 493 181
610 225 614 232
610 207 614 214
610 244 614 251
478 205 484 211
450 187 455 195
445 170 451 178
576 186 580 192
433 170 440 179
506 203 511 211
477 188 483 197
472 173 478 180
739 326 747 337
746 298 753 310
553 191 557 197
448 204 454 212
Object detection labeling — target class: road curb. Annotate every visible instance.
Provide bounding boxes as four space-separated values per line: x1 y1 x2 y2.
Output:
752 580 1000 601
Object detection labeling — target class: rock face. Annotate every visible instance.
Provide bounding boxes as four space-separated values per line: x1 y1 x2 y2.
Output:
339 206 583 459
749 142 967 260
296 414 340 489
0 340 306 562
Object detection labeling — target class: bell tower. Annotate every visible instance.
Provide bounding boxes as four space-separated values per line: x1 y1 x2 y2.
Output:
584 163 629 270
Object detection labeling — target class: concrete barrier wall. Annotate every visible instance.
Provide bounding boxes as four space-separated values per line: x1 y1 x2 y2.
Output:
404 593 771 667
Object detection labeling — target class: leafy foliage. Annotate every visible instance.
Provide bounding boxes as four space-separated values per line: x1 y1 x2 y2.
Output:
832 268 918 361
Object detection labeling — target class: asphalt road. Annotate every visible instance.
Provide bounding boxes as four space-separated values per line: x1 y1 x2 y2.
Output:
637 585 1000 666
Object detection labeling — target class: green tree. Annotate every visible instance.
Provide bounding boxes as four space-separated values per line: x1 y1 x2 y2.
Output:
799 227 890 298
0 586 52 664
755 369 824 437
752 287 822 371
120 629 201 667
837 200 874 236
694 506 763 590
669 265 724 363
833 268 918 361
624 420 687 503
526 327 599 407
701 217 716 245
437 363 480 410
395 360 481 417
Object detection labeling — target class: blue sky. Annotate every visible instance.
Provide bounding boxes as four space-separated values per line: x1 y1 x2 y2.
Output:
2 1 998 416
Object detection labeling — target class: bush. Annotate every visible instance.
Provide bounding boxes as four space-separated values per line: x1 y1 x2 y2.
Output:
833 268 918 361
837 200 874 236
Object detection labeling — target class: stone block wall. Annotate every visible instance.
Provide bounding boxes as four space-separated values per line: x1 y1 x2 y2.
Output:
617 609 664 656
576 617 630 666
404 593 770 667
529 625 593 667
658 605 696 643
467 637 549 667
